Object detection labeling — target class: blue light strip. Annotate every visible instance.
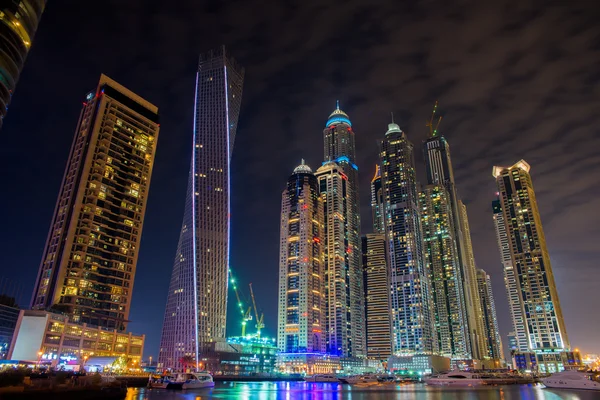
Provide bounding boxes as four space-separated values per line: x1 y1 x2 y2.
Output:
325 116 352 127
192 71 200 370
322 155 358 171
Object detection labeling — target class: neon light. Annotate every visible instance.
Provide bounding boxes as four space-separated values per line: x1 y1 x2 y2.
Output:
322 156 358 171
192 70 200 370
326 116 352 127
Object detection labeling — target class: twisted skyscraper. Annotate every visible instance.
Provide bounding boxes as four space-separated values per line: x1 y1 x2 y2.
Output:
159 47 244 369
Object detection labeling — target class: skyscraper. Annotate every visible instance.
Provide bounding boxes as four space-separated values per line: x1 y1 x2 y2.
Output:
423 105 486 360
316 161 354 357
493 160 569 372
492 198 528 353
30 75 160 331
475 269 503 360
277 162 325 354
361 233 391 360
158 47 244 369
322 103 365 357
380 121 434 355
0 1 47 128
419 185 469 359
370 165 384 234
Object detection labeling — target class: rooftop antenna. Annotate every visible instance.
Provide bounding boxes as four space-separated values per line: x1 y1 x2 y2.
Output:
336 100 340 110
391 112 394 124
301 158 305 165
426 100 443 137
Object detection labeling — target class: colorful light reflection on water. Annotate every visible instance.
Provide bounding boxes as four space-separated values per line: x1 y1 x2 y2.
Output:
125 381 597 400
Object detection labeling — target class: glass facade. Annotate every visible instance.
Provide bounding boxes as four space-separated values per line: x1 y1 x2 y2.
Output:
316 162 353 357
476 269 503 360
370 165 384 234
493 160 569 368
322 104 365 357
419 185 469 359
379 122 433 355
361 233 391 360
30 75 160 332
423 132 486 360
277 163 325 354
0 0 46 128
158 47 244 370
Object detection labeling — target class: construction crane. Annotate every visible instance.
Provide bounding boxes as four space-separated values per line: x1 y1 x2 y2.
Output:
426 100 443 137
249 283 265 339
228 269 252 337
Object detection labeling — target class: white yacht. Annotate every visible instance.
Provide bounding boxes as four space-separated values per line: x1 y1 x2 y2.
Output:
542 371 600 391
424 371 486 387
172 372 215 389
304 374 340 382
148 375 176 389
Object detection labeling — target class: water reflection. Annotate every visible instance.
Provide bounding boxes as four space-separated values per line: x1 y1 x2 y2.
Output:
126 382 596 400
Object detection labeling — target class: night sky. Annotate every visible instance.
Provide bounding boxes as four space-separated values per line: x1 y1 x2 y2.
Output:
1 1 599 359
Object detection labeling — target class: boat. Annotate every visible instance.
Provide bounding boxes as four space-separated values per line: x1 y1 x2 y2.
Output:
304 374 340 382
346 374 379 384
147 375 176 389
541 371 600 391
424 371 487 387
173 372 215 389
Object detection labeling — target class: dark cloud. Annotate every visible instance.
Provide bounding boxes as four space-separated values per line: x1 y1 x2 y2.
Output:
0 0 598 358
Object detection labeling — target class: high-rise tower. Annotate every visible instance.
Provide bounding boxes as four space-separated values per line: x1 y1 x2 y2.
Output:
322 103 365 357
419 185 469 359
158 47 244 369
361 233 391 360
30 75 160 331
380 121 434 355
422 103 486 360
476 269 503 360
0 1 47 128
370 165 384 234
493 160 569 372
492 198 528 353
277 162 325 354
316 161 354 357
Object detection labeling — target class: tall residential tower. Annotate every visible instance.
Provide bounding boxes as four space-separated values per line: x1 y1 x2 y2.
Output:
380 121 434 355
31 75 160 331
322 104 365 357
476 269 503 361
158 47 244 369
0 0 47 128
493 160 569 372
277 162 325 354
423 103 486 359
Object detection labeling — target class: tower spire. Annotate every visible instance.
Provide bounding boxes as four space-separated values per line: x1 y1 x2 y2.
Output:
336 99 340 110
391 112 394 123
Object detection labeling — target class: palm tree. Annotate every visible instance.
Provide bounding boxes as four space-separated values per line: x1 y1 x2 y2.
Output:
179 355 195 371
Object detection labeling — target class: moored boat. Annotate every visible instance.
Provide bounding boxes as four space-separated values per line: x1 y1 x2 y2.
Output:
304 374 340 382
173 372 215 389
541 371 600 391
424 371 486 387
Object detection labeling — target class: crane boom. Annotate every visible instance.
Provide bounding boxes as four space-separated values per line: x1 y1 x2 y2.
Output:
229 269 252 336
249 283 265 338
426 100 443 137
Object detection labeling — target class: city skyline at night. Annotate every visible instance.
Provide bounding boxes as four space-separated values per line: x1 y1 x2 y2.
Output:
0 1 598 363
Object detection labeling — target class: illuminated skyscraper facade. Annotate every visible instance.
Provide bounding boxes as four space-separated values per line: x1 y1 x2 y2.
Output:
277 162 325 354
380 122 434 355
316 161 354 357
31 75 160 331
370 165 384 234
0 0 46 128
158 47 244 369
361 233 391 360
322 104 365 357
419 185 469 359
476 269 503 360
423 122 486 360
493 198 528 353
493 160 569 372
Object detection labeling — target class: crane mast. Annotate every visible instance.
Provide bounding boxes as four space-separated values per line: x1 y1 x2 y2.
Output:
249 283 265 338
228 269 252 336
